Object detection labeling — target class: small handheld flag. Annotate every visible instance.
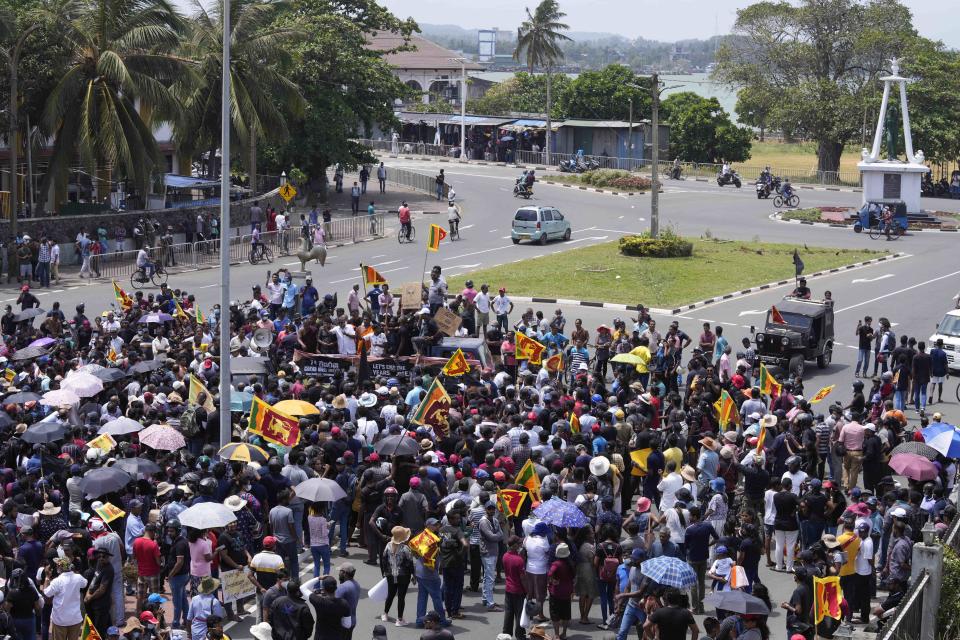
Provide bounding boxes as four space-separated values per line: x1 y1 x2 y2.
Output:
570 412 581 434
427 224 447 251
758 362 782 397
363 264 388 286
813 575 843 623
811 385 835 403
112 281 133 312
515 332 546 365
94 502 125 524
544 352 563 373
441 348 470 376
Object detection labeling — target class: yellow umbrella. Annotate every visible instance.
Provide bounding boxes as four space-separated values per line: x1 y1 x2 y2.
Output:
218 442 270 463
273 399 320 417
611 353 644 365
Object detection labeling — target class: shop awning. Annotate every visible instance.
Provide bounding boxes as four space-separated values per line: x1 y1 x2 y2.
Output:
438 115 515 127
500 119 563 132
163 174 220 189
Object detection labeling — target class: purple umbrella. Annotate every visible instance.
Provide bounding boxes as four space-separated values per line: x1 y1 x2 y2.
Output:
28 337 56 349
889 452 939 481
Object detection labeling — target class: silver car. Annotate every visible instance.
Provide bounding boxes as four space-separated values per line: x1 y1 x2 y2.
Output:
511 206 572 245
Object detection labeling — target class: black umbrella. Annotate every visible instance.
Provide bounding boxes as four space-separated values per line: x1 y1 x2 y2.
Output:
4 391 41 404
114 457 162 480
80 467 134 498
79 402 102 417
12 308 45 322
373 434 420 457
891 441 939 461
129 360 164 374
0 412 13 428
10 346 48 361
93 368 128 383
703 591 770 615
21 421 71 444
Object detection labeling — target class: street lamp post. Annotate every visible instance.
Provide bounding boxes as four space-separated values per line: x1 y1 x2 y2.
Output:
219 0 232 448
628 75 662 237
450 58 467 161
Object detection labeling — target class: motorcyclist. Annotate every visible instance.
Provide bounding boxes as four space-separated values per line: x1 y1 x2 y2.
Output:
760 166 772 185
722 161 731 176
524 170 536 189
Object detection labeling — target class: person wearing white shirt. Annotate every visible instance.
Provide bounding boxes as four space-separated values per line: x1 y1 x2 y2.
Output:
333 320 356 355
492 290 513 331
151 332 170 361
43 558 88 635
474 285 492 334
657 462 683 511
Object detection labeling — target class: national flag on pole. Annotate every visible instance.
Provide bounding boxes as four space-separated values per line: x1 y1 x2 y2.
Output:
408 528 440 568
514 459 541 500
811 385 835 403
441 348 470 376
497 489 528 517
363 264 388 286
411 378 452 436
756 424 767 454
427 224 447 251
813 575 843 623
514 332 546 365
544 352 563 373
717 389 738 427
248 395 301 447
112 281 133 312
87 433 117 454
770 305 786 325
93 502 125 524
81 615 103 640
174 298 189 320
189 374 216 412
758 362 781 397
195 306 205 325
793 248 805 276
569 411 581 434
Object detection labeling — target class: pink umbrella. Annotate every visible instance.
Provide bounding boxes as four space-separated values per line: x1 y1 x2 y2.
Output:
845 503 871 517
28 337 56 349
888 452 938 481
139 424 186 451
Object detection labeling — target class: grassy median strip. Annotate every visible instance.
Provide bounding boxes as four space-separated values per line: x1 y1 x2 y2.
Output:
449 239 881 308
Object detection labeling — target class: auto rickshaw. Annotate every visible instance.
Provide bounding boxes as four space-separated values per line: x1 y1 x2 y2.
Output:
853 200 908 235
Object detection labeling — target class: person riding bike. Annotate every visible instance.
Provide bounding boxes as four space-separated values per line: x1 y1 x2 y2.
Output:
398 201 412 240
671 157 682 179
251 223 266 259
447 200 461 237
760 166 772 185
781 179 794 199
881 206 895 239
136 245 155 280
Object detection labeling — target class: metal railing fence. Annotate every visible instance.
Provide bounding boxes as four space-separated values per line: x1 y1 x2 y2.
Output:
876 569 928 640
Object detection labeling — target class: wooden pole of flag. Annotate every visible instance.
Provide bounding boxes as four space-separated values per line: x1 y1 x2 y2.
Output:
358 263 370 313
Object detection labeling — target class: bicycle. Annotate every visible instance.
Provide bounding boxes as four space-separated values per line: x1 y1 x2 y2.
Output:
868 222 903 241
130 264 167 289
249 243 274 264
774 193 800 208
397 224 416 244
449 219 460 241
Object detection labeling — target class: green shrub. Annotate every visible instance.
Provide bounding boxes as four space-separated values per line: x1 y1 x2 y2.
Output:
781 207 823 223
619 229 694 258
940 545 960 639
580 169 652 191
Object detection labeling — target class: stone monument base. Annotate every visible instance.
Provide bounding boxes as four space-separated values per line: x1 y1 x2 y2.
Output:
858 160 928 213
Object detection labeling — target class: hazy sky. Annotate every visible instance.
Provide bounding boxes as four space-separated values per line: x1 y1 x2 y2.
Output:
375 0 957 48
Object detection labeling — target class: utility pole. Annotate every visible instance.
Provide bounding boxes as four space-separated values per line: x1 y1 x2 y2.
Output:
628 97 634 165
25 114 33 215
452 58 467 161
650 72 660 238
219 0 232 448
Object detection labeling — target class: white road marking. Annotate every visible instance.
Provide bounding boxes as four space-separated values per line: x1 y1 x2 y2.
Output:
198 284 219 288
738 310 767 317
371 254 387 259
460 224 475 230
851 274 893 284
501 235 512 239
835 268 960 314
488 229 498 233
447 263 481 269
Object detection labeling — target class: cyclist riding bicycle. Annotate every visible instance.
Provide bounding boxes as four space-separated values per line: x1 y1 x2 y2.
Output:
447 200 461 236
881 206 895 239
136 246 155 279
398 201 412 240
251 223 265 258
781 179 794 199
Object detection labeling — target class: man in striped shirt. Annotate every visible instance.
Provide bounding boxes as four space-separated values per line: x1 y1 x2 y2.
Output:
36 238 52 288
467 492 489 592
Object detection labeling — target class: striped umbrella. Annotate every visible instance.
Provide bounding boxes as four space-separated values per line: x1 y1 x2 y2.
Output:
218 442 270 463
922 422 960 459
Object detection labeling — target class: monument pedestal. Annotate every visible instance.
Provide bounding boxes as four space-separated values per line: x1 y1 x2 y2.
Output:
858 160 928 213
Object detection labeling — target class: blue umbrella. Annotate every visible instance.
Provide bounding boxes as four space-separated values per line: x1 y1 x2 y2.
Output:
532 497 590 528
230 390 254 412
922 422 960 458
640 556 697 589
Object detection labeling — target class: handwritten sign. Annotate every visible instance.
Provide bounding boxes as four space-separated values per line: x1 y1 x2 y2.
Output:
400 282 423 310
433 307 462 336
220 568 256 603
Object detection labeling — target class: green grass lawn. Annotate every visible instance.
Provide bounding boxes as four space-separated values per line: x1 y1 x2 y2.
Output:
747 141 862 174
449 239 881 308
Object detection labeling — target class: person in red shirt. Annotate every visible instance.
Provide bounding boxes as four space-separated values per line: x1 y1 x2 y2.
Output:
548 543 575 640
501 536 527 640
132 523 162 611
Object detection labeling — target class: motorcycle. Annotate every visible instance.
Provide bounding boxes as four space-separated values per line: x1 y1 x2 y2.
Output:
558 158 583 173
514 179 533 199
755 180 771 199
718 171 742 188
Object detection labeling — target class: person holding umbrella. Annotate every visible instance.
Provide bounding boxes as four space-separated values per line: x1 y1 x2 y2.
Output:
90 518 124 627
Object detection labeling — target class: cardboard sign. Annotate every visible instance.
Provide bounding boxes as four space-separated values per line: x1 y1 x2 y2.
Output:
220 568 257 603
400 282 423 310
433 307 462 336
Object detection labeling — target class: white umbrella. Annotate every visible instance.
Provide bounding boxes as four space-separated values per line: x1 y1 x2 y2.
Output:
79 363 106 374
177 502 237 529
40 388 80 407
98 417 144 436
294 478 347 502
61 372 105 398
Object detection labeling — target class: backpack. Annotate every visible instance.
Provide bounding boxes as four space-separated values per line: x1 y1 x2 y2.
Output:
578 495 598 523
179 404 201 437
598 543 621 582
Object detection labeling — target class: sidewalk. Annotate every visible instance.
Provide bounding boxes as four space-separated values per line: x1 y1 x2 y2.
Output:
321 172 444 215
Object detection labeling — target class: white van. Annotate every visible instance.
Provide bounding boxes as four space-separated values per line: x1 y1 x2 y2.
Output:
929 309 960 372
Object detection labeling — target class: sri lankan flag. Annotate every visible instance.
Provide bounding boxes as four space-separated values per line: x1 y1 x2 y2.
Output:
112 280 133 312
81 615 103 640
427 224 447 251
758 362 781 397
514 459 541 501
93 502 125 523
497 489 527 517
249 395 301 447
813 576 843 623
544 352 563 373
189 373 216 412
363 264 388 286
174 298 189 320
441 348 470 376
756 424 767 454
717 389 738 427
3 368 15 382
515 331 546 365
408 528 440 569
411 378 452 436
811 385 835 403
569 411 581 434
195 306 205 325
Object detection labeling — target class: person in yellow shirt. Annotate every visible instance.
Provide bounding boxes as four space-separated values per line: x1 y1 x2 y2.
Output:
630 337 652 387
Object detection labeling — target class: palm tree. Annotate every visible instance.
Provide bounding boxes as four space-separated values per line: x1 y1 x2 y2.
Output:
42 0 186 208
174 0 304 190
513 0 571 161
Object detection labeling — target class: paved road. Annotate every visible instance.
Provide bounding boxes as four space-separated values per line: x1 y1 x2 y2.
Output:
10 159 959 639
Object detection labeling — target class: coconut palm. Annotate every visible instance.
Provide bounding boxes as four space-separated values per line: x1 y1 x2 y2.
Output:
41 0 186 203
174 0 304 188
513 0 571 160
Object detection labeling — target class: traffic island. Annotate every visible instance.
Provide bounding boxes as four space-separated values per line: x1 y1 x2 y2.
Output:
448 237 881 308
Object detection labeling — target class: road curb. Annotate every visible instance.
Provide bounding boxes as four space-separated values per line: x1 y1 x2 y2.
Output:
769 212 958 232
539 179 639 196
476 253 905 317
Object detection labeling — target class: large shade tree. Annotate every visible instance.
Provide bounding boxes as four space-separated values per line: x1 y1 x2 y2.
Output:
513 0 571 158
41 0 186 207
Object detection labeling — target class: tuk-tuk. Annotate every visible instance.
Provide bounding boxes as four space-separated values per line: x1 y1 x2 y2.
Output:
853 200 908 234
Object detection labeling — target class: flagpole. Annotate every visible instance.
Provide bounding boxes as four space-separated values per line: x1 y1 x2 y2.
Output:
359 262 369 313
